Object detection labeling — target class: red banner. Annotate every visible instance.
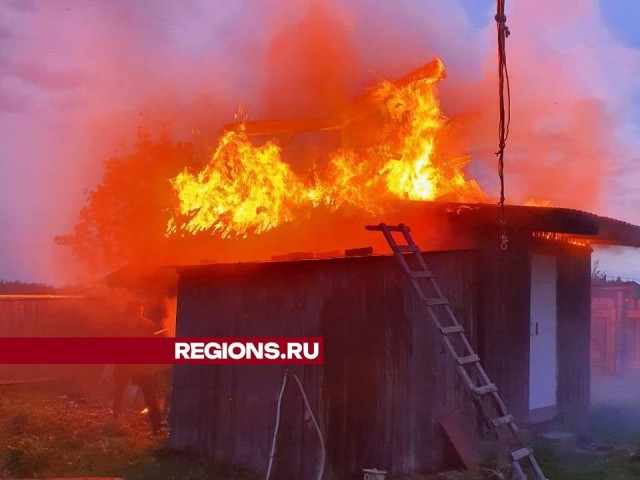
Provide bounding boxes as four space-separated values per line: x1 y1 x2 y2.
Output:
0 337 323 364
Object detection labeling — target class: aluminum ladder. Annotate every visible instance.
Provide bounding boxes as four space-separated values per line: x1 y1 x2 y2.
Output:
366 222 547 480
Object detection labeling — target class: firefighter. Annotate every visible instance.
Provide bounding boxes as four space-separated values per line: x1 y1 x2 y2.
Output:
112 300 163 434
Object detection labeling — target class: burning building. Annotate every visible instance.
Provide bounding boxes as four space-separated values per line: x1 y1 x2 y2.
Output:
167 202 640 478
45 45 635 476
143 55 640 477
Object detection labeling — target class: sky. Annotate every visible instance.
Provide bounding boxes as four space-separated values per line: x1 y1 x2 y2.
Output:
0 0 639 284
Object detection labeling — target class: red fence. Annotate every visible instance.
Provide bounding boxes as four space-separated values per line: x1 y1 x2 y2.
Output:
0 295 110 381
591 283 640 375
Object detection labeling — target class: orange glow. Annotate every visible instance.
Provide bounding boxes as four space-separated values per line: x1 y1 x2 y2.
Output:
0 295 85 299
532 231 589 247
168 59 486 238
141 407 149 414
524 199 552 207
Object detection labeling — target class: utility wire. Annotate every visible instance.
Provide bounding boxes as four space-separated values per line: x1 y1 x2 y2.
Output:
496 0 511 250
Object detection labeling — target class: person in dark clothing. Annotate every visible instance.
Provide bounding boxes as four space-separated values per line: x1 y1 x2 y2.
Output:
112 300 163 434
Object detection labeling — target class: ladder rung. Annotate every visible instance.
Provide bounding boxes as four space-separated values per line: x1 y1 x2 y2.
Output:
511 447 532 462
491 414 515 428
385 225 409 232
364 224 409 232
440 325 464 335
409 270 433 278
425 297 449 306
456 354 480 365
365 224 385 231
396 245 420 253
473 384 497 396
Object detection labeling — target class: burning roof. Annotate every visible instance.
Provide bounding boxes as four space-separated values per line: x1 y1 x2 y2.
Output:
440 202 640 247
60 55 638 282
165 59 630 252
166 59 486 240
168 202 640 273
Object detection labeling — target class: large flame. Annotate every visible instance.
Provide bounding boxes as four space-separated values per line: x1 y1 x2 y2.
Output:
168 130 309 237
168 58 486 238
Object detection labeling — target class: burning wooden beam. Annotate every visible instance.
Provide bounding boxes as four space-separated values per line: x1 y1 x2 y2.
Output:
223 59 445 136
223 117 339 136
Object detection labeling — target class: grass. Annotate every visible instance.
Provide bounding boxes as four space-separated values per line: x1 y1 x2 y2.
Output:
535 443 640 480
428 403 640 479
6 382 640 479
532 403 640 480
0 384 258 479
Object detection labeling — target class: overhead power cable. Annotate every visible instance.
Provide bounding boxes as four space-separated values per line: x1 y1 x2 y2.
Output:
495 0 511 250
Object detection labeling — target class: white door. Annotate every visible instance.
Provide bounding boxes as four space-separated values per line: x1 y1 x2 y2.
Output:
529 253 558 411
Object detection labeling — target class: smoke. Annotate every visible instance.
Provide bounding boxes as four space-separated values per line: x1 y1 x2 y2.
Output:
1 0 639 283
449 1 640 215
260 2 361 118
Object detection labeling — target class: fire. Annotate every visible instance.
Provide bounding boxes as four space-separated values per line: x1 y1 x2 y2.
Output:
168 58 486 238
168 129 310 237
532 231 589 247
372 67 445 201
524 199 552 207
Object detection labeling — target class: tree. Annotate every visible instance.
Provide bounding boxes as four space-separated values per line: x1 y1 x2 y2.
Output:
0 281 57 294
56 128 195 274
591 259 607 284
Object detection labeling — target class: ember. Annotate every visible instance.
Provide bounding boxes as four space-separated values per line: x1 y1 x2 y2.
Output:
532 231 589 247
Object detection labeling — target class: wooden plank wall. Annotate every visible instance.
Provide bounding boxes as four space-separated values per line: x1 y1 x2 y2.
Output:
0 297 109 380
0 297 101 337
474 233 592 426
170 263 324 479
170 238 593 476
169 251 477 479
591 284 640 375
590 292 617 375
475 234 531 423
556 245 591 426
523 240 592 425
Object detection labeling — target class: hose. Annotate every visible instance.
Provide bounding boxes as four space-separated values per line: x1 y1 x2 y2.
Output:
265 371 288 480
265 370 326 480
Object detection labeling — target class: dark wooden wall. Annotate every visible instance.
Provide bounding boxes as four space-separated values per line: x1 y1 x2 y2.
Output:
524 239 592 425
475 235 532 422
473 233 592 425
169 239 592 477
555 245 591 425
169 251 477 479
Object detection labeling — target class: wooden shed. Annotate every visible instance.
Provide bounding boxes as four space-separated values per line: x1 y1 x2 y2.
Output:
168 203 640 478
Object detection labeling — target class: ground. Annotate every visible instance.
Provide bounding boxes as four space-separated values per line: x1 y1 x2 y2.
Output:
0 383 258 480
3 378 640 479
530 374 640 480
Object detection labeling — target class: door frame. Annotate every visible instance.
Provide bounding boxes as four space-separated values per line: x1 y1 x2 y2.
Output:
527 252 558 423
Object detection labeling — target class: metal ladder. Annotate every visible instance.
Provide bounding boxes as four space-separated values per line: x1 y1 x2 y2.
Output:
366 223 547 480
